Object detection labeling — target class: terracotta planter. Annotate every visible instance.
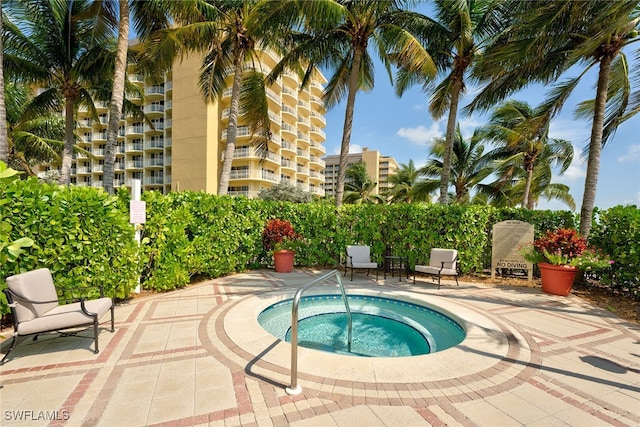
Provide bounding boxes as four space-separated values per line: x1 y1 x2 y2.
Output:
538 262 578 296
273 250 295 273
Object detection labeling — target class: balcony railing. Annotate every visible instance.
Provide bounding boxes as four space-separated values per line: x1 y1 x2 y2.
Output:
145 85 164 95
145 139 165 150
144 176 165 185
229 168 278 182
144 158 164 167
126 160 143 169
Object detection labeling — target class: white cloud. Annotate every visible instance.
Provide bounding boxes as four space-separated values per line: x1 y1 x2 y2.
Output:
349 144 363 154
396 123 442 146
617 144 640 163
331 143 363 155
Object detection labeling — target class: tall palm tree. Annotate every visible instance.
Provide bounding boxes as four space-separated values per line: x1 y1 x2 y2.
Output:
477 146 576 210
3 0 117 185
396 0 509 205
104 0 173 194
343 162 385 204
138 0 279 195
103 0 129 195
4 82 66 176
420 125 495 204
264 0 437 207
385 159 433 203
479 100 573 208
471 0 640 236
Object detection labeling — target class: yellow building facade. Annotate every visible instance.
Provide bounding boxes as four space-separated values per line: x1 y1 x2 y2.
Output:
66 50 327 197
322 147 399 196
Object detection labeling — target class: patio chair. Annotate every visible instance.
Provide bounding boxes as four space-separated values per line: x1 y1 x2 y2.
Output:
0 268 114 365
344 245 379 281
413 248 459 289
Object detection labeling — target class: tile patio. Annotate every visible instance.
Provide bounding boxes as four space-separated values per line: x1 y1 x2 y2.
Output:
1 269 639 426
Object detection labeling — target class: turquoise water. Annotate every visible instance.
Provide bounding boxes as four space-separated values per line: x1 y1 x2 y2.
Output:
258 295 466 357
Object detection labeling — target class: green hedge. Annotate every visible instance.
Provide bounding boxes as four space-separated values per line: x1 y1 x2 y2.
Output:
2 180 638 317
589 206 639 298
1 179 140 314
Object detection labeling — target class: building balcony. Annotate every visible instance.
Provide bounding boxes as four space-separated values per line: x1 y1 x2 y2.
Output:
309 141 326 155
129 73 144 83
309 155 325 167
281 87 295 102
145 139 165 150
126 143 143 152
76 166 92 174
280 158 295 170
145 122 164 132
281 140 295 153
144 158 164 167
93 132 107 141
145 85 165 97
310 112 326 126
297 132 310 145
144 103 165 114
126 160 143 169
221 126 250 141
233 147 280 164
310 126 326 140
127 126 144 135
144 176 165 185
297 100 310 111
229 168 278 183
281 105 296 123
78 119 93 128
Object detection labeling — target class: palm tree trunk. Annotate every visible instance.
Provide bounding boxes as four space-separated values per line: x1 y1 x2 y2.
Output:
0 1 8 163
59 95 75 184
439 78 463 205
522 165 533 208
579 55 612 238
218 50 245 195
104 0 129 195
336 48 363 207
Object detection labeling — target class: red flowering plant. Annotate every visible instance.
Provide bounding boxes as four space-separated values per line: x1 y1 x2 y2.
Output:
262 219 303 253
521 228 612 270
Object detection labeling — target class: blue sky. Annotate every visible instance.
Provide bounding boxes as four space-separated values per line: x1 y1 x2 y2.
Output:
321 53 639 212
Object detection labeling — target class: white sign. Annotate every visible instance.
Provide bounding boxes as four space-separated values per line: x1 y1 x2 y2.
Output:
491 220 534 281
129 200 146 224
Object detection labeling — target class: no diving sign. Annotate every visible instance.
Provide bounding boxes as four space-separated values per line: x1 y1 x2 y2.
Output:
129 200 146 224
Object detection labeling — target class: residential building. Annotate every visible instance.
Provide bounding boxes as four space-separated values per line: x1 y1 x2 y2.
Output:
47 50 327 197
322 147 399 196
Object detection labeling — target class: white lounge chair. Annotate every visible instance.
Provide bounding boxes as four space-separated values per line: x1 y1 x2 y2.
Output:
413 248 459 289
1 268 114 365
344 245 379 281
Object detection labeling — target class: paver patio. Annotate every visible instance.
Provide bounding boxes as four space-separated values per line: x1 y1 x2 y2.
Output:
1 269 639 426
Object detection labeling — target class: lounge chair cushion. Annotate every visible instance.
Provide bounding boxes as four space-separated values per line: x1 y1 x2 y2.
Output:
17 298 113 335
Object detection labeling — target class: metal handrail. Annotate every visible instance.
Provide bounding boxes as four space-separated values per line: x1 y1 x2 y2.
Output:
286 269 352 395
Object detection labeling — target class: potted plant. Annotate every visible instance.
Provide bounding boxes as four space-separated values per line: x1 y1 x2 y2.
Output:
521 228 612 296
262 219 302 273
